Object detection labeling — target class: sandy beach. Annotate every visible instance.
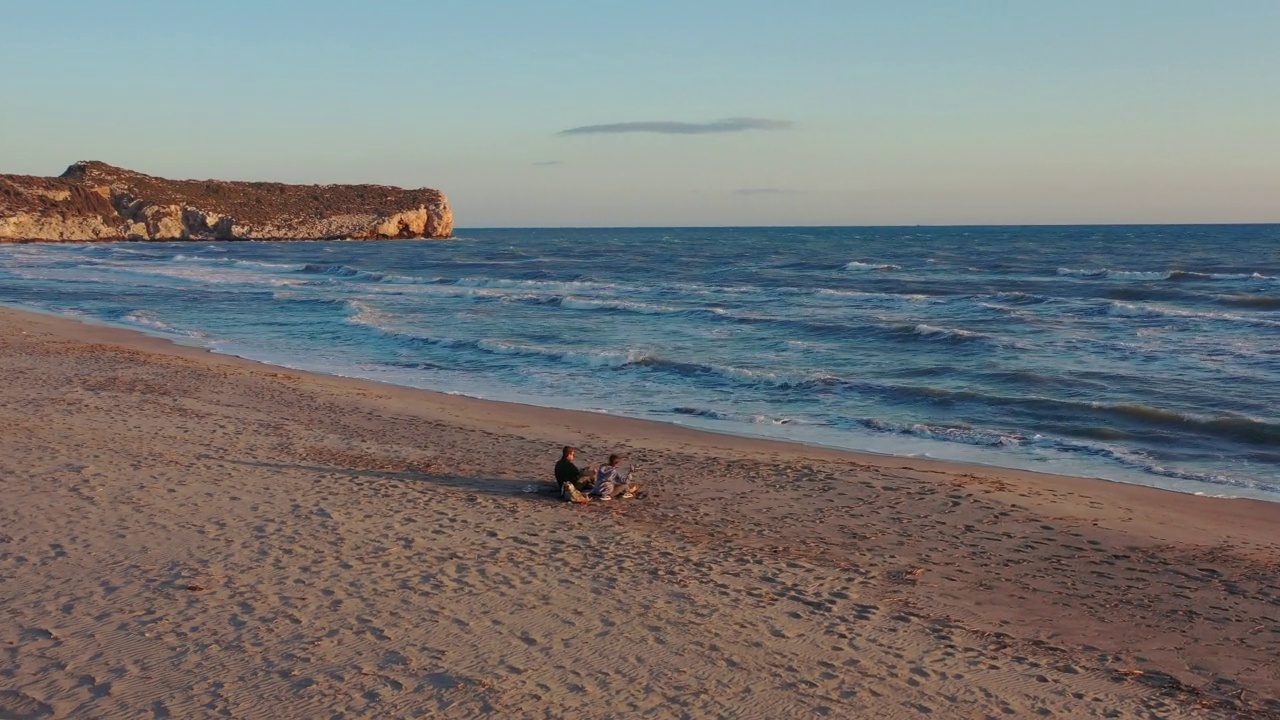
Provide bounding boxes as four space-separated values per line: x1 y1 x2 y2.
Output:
1 305 1277 719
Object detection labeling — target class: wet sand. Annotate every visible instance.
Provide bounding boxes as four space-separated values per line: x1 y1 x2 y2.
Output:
1 306 1277 719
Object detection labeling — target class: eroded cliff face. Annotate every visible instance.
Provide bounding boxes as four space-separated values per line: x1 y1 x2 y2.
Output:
0 162 453 242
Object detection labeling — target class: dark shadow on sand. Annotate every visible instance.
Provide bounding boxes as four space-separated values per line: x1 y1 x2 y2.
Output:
206 455 563 501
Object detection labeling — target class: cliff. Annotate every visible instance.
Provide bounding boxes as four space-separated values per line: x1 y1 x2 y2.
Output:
0 162 453 242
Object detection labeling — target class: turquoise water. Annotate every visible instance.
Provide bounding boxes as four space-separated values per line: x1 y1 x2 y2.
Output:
3 225 1278 500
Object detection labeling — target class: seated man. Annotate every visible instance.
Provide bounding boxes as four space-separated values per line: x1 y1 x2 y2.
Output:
554 446 593 502
591 454 641 500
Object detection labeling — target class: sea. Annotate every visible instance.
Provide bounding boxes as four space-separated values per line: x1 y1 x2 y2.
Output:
2 225 1278 501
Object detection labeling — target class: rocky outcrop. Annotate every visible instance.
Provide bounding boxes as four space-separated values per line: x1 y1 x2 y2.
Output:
0 162 453 242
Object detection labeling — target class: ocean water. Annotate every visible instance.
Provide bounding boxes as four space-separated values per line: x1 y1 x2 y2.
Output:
3 225 1279 501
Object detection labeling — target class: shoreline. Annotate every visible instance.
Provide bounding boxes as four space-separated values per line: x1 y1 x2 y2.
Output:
3 303 1278 717
6 300 1275 506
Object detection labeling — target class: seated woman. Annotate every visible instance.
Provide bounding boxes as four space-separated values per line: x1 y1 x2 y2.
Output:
591 454 641 500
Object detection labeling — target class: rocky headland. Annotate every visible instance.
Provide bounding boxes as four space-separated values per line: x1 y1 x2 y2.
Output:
0 162 453 242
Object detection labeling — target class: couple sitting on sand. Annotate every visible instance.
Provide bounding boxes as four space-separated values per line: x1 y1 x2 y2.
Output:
555 446 641 503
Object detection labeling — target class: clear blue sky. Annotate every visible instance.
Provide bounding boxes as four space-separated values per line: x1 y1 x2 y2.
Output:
2 1 1277 226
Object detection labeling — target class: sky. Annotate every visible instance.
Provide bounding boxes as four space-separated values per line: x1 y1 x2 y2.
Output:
2 0 1278 227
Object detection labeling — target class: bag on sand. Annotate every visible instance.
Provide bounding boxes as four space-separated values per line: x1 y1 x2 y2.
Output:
560 479 588 502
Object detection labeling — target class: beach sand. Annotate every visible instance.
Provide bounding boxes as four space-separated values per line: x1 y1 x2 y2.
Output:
1 305 1277 719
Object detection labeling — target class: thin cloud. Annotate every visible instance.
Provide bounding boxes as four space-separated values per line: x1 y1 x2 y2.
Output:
558 117 793 136
734 188 799 196
531 161 563 166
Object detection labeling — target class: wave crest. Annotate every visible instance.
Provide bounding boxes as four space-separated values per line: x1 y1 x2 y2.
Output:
910 324 991 342
844 261 901 271
120 310 203 338
1106 301 1280 327
1216 294 1280 309
1059 267 1276 282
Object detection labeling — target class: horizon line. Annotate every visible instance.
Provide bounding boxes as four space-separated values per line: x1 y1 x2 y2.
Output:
454 221 1280 231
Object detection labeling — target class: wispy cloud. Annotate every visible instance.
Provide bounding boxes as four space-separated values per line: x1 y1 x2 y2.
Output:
558 117 793 136
531 161 563 166
733 188 798 196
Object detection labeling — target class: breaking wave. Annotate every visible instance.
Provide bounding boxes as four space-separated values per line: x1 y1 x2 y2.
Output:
1216 294 1280 310
844 261 902 271
1106 301 1280 327
910 324 992 342
671 406 811 426
1059 267 1276 282
120 310 203 338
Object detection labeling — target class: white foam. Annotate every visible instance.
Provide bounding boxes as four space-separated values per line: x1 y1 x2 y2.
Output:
1107 270 1173 280
559 296 682 314
913 324 988 340
559 347 648 368
453 277 615 292
1107 301 1280 327
821 289 921 301
121 310 202 338
362 283 502 299
471 339 648 369
705 363 783 383
1059 267 1278 282
236 260 302 270
109 262 292 286
344 299 393 329
844 261 901 271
